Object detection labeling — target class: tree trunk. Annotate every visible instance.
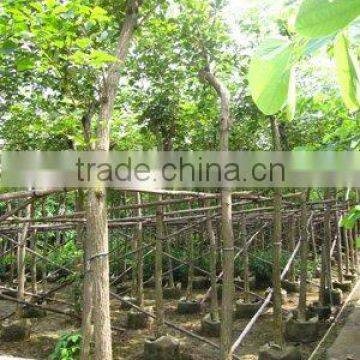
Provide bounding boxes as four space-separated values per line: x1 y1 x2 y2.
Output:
199 69 234 360
155 203 165 338
30 225 37 295
41 199 48 291
186 205 194 301
323 190 333 295
205 203 219 322
335 210 344 283
240 212 249 303
16 203 31 317
310 219 318 263
270 116 284 348
131 221 138 298
298 192 308 320
136 192 144 308
163 207 175 289
287 214 296 283
55 194 66 246
80 188 93 360
83 2 142 358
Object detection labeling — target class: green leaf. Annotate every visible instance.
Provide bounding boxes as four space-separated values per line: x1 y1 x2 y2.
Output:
334 32 360 112
90 6 109 22
295 0 360 38
356 236 360 249
249 38 294 115
286 68 297 121
88 50 118 67
15 58 35 71
75 38 91 49
304 35 334 56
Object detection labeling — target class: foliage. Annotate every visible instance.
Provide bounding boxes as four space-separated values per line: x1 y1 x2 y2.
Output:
249 0 360 115
295 0 360 38
248 37 296 116
249 248 290 282
50 332 82 360
340 205 360 229
47 239 82 272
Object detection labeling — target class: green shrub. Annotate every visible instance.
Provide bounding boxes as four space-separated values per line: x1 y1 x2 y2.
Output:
50 332 81 360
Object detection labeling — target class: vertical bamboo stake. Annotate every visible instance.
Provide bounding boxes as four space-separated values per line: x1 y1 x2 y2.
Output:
16 202 31 317
205 203 219 322
131 221 138 299
335 210 344 283
310 219 318 263
323 190 333 303
287 214 296 283
41 199 48 291
343 225 350 274
348 227 355 272
298 192 308 320
240 212 249 303
155 203 165 337
163 206 175 289
186 205 195 301
136 192 144 308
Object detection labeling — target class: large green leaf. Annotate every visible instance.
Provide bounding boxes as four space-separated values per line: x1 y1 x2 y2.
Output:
286 68 297 121
295 0 360 38
249 38 294 115
334 32 360 111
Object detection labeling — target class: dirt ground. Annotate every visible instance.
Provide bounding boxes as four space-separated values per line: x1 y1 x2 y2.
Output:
0 281 352 360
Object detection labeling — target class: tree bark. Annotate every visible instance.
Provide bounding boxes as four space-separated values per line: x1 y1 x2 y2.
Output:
323 190 333 300
240 212 249 303
199 69 234 360
287 214 296 283
155 203 165 338
136 192 144 308
270 116 284 348
335 210 344 283
16 203 31 317
298 192 308 320
83 2 143 358
186 205 194 301
204 202 219 322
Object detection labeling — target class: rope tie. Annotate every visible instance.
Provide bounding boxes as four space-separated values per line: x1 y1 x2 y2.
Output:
223 247 234 251
89 252 109 262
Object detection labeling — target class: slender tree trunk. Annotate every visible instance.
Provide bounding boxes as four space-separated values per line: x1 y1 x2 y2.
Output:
16 203 31 317
199 69 234 360
41 199 48 291
80 188 93 360
186 205 194 301
9 240 15 285
343 225 350 274
30 229 37 295
323 190 333 304
205 203 219 322
240 212 249 303
270 116 284 348
163 208 175 289
155 203 165 338
348 226 355 272
298 192 308 320
136 192 144 308
55 194 66 246
335 210 344 283
287 214 296 283
83 2 142 358
310 219 318 263
131 222 138 298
